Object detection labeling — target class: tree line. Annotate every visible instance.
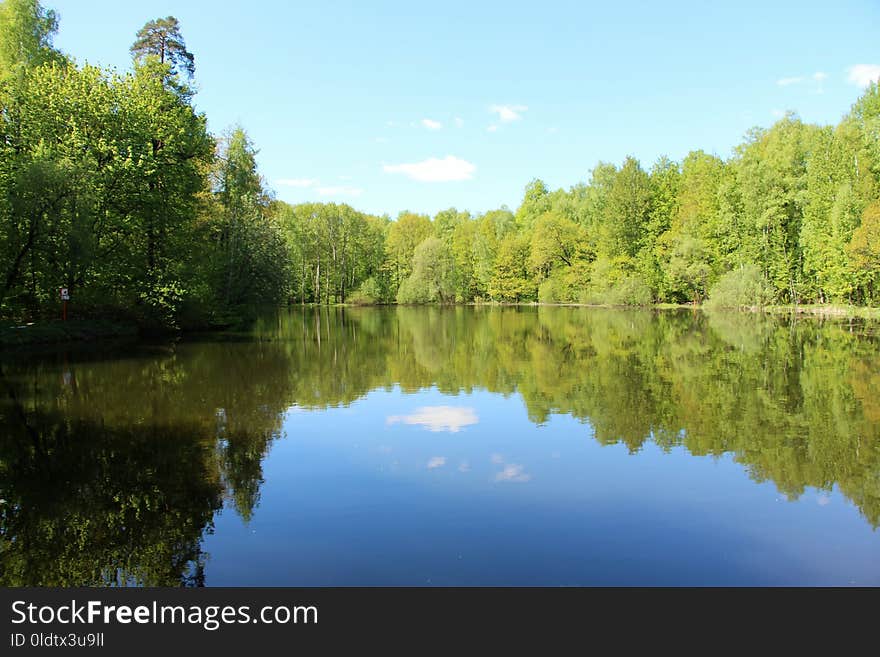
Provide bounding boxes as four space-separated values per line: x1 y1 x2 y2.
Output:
291 96 879 309
0 1 288 329
2 0 879 332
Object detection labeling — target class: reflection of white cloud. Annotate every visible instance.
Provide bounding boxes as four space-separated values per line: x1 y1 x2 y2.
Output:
386 406 478 432
491 453 531 482
427 456 447 469
458 460 470 472
495 464 531 483
817 494 831 506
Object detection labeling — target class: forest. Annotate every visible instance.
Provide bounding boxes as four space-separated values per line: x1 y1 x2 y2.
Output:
1 0 879 332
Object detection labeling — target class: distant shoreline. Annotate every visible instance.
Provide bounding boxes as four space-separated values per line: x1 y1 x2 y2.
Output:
343 301 880 318
3 303 878 349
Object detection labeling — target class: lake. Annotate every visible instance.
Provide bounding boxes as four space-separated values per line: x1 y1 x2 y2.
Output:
1 306 879 586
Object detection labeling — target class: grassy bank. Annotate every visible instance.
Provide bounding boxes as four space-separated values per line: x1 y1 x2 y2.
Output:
0 318 140 349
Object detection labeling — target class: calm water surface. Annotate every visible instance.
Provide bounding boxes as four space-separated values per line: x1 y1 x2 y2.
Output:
1 307 879 585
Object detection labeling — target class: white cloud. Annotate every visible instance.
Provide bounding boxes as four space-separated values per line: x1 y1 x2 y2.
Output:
490 453 505 464
486 125 498 133
421 118 442 130
454 117 464 128
316 186 363 197
494 463 531 483
386 406 478 432
771 109 785 118
276 178 318 188
848 64 880 88
374 137 388 143
776 71 828 92
383 156 475 183
776 76 804 87
777 71 827 86
427 456 447 469
490 104 528 122
338 175 353 181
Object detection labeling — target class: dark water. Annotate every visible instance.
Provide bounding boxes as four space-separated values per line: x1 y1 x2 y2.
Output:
1 306 879 586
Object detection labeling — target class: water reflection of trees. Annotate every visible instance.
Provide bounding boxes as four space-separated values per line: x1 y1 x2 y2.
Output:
1 306 878 585
272 306 880 526
0 340 289 585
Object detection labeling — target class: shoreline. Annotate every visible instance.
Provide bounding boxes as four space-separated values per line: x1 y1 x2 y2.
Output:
344 301 880 319
0 319 140 349
4 303 878 349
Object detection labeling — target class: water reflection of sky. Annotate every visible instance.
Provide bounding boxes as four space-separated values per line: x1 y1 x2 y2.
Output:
202 386 880 586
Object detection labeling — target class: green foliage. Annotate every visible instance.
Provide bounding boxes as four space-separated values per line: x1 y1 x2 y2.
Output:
664 235 713 303
846 202 880 300
0 8 295 330
202 127 289 317
529 212 587 278
278 202 387 304
515 179 551 231
488 235 536 302
384 212 433 291
2 1 880 324
397 237 455 304
601 156 652 258
705 264 774 310
348 276 383 305
0 0 63 83
581 260 651 306
605 276 652 306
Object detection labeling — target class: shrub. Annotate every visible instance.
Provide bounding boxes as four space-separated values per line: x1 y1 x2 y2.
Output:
604 276 652 306
705 264 774 310
348 277 382 305
580 258 652 306
396 277 431 304
538 276 567 303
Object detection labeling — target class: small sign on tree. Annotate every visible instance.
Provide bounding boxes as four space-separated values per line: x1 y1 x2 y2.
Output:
59 287 69 321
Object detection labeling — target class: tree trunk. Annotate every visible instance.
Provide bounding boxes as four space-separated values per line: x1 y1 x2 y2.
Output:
314 259 320 304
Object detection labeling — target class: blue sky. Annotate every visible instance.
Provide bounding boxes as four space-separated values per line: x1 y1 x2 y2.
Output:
49 0 880 217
